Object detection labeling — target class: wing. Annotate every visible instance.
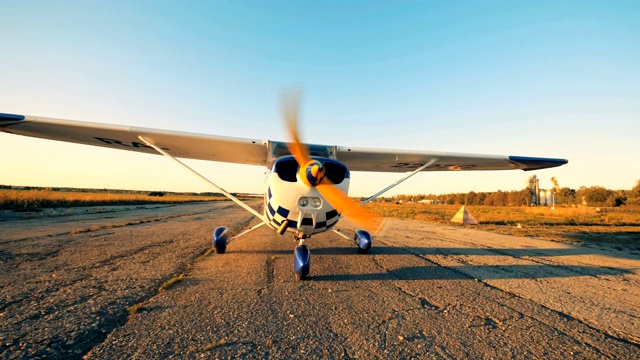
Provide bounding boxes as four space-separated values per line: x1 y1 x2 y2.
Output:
1 113 567 171
1 113 267 165
335 146 567 172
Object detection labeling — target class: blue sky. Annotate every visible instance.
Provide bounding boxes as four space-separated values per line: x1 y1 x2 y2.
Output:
1 1 639 196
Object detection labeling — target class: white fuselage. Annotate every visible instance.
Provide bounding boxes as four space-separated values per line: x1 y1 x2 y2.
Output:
263 156 350 236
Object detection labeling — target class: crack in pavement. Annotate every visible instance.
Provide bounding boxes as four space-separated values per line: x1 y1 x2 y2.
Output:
0 208 217 244
82 211 258 356
375 232 640 356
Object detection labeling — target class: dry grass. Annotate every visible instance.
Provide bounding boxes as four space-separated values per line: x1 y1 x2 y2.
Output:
366 203 640 226
0 189 227 211
366 203 640 244
202 340 227 351
126 301 149 315
158 274 185 291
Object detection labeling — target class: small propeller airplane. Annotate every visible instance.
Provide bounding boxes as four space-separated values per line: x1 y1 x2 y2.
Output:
0 91 568 280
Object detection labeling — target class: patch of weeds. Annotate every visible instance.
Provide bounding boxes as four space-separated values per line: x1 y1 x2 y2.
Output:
127 301 149 315
159 273 185 291
383 312 393 322
202 339 226 351
566 216 578 225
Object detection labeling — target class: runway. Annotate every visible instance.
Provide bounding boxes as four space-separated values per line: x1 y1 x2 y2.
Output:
1 202 638 359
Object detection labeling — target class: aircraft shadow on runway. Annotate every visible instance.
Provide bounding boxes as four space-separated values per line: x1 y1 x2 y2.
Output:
309 264 632 282
236 244 639 259
234 245 635 282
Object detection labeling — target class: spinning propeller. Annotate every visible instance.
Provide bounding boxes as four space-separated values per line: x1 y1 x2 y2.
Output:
281 90 380 232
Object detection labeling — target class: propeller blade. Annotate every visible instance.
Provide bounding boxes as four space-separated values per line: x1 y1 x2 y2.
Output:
281 89 311 165
280 88 381 233
316 181 381 232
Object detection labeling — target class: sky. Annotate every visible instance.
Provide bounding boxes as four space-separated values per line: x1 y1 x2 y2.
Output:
1 1 639 197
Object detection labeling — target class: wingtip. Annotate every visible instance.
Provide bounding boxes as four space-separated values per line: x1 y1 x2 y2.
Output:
509 156 568 171
0 113 26 122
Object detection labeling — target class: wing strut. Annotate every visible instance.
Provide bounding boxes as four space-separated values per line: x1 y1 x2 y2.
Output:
231 221 266 240
360 159 438 206
138 136 264 220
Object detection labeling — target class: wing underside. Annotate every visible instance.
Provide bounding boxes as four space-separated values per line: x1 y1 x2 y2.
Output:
1 113 567 172
1 114 268 166
335 146 567 172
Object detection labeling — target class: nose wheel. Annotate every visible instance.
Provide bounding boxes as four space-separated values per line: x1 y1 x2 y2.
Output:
354 229 372 254
293 233 310 281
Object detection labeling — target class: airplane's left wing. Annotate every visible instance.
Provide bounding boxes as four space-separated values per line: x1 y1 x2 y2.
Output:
0 113 268 166
334 145 568 172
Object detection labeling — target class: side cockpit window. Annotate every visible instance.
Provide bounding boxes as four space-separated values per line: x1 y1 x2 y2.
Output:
324 162 348 184
273 158 299 182
272 157 350 184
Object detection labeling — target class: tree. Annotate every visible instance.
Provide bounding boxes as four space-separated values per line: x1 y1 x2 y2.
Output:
507 191 519 206
483 193 495 206
607 190 627 207
465 191 476 205
628 180 640 205
443 194 455 205
509 189 531 206
579 186 613 207
556 187 576 205
493 190 508 206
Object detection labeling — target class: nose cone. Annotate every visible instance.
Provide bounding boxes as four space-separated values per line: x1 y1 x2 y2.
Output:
302 161 325 186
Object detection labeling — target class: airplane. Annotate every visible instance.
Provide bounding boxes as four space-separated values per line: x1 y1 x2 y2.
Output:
0 92 568 280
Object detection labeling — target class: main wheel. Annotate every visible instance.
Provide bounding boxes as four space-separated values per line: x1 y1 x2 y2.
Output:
212 226 229 254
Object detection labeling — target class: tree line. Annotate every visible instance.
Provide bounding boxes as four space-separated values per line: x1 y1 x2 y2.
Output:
388 180 640 207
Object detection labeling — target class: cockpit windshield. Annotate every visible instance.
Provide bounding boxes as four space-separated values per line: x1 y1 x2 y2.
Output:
272 156 349 184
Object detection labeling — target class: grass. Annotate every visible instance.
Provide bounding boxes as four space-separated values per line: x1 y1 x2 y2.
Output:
158 274 185 291
367 203 640 226
366 203 640 245
202 340 227 351
0 189 227 211
126 301 149 315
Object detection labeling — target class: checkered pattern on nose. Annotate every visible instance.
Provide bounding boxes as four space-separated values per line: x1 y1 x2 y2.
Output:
266 187 340 231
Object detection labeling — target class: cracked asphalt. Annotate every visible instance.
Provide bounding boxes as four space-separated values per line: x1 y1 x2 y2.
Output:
1 202 639 359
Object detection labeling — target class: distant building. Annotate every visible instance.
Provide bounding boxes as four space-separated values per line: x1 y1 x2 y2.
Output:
419 199 439 204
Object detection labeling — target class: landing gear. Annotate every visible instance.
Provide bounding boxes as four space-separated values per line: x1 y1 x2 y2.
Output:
212 226 229 254
331 228 373 254
354 229 372 254
293 234 310 281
